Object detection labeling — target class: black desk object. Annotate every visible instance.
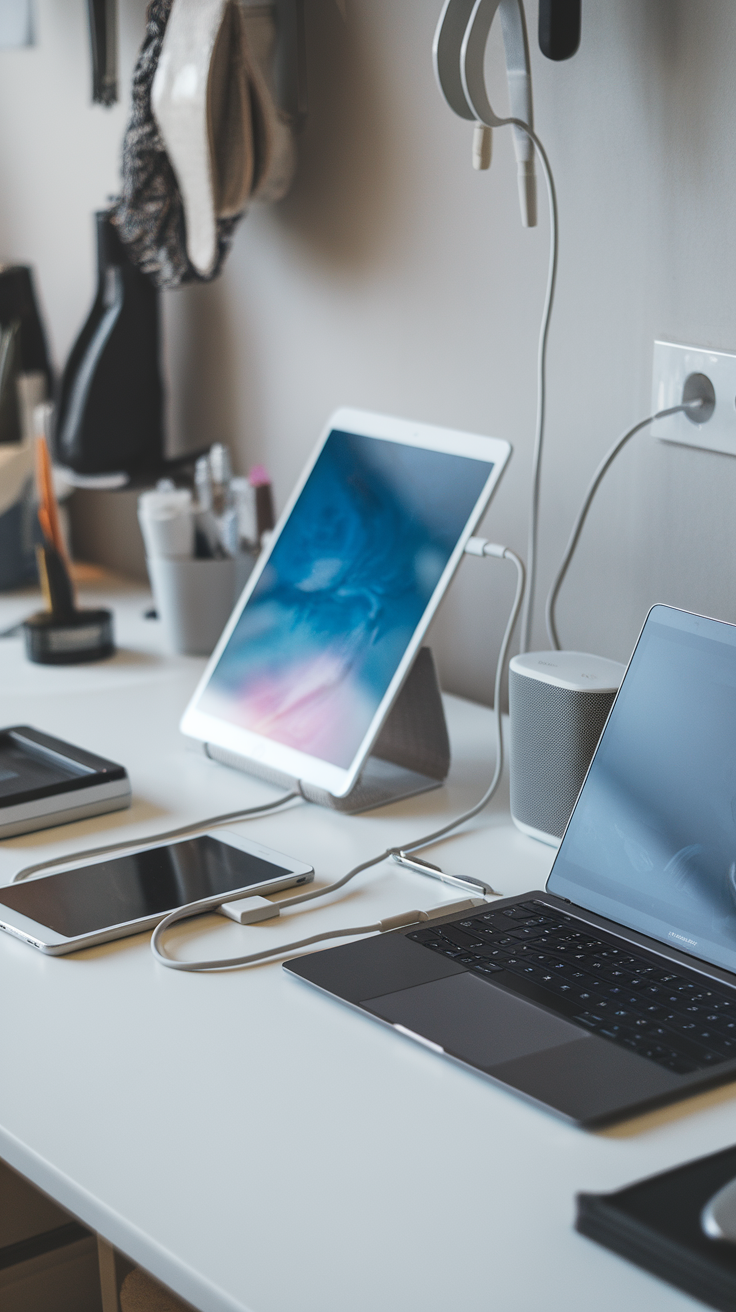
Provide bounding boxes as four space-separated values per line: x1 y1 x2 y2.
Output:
577 1145 736 1311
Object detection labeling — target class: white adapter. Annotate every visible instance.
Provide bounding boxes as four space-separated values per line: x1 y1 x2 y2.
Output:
216 895 281 925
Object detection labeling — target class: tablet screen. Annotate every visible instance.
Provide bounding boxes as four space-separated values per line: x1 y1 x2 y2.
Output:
196 429 493 769
0 836 291 937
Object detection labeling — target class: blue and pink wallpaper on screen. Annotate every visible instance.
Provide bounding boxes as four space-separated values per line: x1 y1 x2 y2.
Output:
200 430 493 767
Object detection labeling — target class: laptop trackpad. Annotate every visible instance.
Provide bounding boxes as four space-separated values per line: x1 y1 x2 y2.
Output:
362 973 589 1069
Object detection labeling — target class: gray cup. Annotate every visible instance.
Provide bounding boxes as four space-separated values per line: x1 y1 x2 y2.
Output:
146 554 255 655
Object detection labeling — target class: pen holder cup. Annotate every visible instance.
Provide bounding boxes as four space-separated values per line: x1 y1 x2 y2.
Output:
146 554 255 656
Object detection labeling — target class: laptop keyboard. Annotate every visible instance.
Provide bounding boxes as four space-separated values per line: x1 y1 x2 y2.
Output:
406 900 736 1077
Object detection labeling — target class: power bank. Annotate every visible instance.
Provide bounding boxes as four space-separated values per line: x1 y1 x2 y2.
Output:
0 726 131 838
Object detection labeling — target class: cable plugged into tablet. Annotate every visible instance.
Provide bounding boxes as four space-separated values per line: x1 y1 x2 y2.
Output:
150 544 525 972
465 537 510 559
13 540 521 971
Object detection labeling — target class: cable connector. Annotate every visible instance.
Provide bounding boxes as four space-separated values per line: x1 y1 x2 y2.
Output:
465 536 507 559
216 895 281 925
378 897 486 932
423 897 488 918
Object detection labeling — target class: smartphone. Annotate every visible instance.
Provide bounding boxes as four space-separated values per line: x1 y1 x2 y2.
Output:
0 830 314 955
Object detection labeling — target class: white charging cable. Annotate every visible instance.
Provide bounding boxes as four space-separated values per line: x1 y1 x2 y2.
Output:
151 896 487 972
10 792 302 883
545 399 707 650
152 543 525 972
433 1 558 652
514 123 558 656
8 543 524 971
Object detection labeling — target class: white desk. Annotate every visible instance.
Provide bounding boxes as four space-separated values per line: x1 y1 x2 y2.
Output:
0 578 733 1312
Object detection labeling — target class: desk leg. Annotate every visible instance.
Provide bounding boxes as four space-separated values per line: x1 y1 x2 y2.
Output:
97 1235 125 1312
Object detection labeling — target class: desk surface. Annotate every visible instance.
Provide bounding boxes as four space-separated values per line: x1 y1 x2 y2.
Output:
0 578 733 1312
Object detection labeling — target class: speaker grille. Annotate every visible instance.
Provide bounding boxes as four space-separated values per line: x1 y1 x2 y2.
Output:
509 670 616 839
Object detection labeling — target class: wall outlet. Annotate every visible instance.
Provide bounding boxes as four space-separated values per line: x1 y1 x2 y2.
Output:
651 340 736 457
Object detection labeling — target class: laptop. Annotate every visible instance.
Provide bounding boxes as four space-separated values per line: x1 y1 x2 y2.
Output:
286 605 736 1126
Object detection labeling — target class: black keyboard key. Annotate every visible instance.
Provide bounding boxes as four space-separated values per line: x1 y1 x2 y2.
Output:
476 946 515 962
474 914 511 933
712 1016 736 1034
665 1057 699 1075
598 967 630 982
466 919 502 936
438 926 485 950
691 1031 736 1058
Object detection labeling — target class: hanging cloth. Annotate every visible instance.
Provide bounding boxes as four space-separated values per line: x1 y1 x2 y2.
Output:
111 0 239 287
112 0 296 288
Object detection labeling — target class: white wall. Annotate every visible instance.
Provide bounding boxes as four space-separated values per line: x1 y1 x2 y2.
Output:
2 0 736 704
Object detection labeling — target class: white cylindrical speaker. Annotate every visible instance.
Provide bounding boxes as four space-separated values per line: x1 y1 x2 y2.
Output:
509 651 626 847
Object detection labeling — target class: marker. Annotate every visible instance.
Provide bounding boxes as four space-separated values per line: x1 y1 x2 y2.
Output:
392 852 498 897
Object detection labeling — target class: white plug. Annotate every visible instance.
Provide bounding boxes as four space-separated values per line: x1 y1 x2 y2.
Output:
216 895 281 925
378 897 486 933
465 536 507 559
423 897 487 918
473 124 492 170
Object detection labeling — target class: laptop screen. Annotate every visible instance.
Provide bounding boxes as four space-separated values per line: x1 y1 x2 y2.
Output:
547 606 736 976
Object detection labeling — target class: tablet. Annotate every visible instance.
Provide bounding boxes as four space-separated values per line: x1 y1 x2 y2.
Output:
181 408 511 799
0 831 313 955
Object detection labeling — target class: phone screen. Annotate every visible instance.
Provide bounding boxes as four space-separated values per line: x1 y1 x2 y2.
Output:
0 836 292 937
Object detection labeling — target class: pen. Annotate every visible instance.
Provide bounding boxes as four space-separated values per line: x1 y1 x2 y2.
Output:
35 435 77 620
391 852 498 897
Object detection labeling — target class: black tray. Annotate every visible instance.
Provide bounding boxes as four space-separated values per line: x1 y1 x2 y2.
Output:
576 1145 736 1311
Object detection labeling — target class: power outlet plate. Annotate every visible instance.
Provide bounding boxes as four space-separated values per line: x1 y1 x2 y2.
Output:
651 340 736 456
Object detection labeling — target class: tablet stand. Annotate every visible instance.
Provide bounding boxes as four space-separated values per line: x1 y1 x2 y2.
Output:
204 646 451 814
